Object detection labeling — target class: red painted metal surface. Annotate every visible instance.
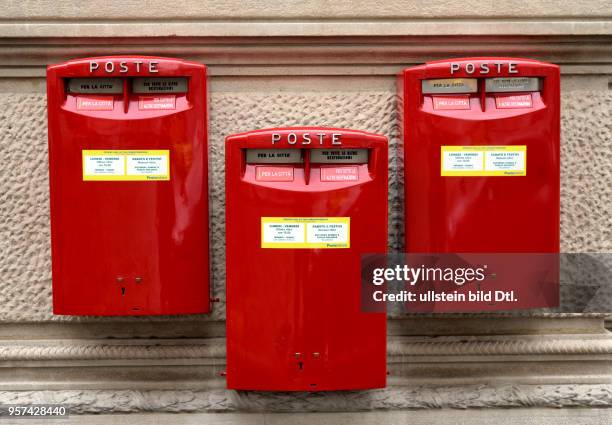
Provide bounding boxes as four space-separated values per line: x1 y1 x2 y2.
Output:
47 56 209 315
225 128 387 391
398 57 560 254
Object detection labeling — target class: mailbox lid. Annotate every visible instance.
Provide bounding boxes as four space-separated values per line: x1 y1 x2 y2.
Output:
225 127 387 391
47 56 209 316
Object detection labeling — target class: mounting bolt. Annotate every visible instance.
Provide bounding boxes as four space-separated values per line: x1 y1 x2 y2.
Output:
312 352 320 358
116 277 124 283
294 352 301 358
135 277 142 283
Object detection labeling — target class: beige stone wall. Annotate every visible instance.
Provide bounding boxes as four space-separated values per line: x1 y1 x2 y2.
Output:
0 0 611 419
1 90 611 322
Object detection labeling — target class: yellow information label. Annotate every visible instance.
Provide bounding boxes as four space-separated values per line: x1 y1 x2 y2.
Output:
261 217 350 249
82 150 170 181
441 145 526 176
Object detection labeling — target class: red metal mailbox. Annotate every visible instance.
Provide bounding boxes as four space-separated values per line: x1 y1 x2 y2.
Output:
398 57 560 254
225 127 387 391
47 56 209 315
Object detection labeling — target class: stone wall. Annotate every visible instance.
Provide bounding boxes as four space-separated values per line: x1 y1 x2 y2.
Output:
1 90 611 321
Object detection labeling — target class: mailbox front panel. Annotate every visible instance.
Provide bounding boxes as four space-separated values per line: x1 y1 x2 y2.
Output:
226 128 387 391
47 56 209 315
399 58 560 253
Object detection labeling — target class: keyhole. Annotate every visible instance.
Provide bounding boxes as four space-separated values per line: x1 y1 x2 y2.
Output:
121 287 126 296
298 361 303 370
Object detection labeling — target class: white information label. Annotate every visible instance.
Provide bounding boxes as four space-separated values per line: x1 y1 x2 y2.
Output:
126 155 168 176
84 155 124 176
263 223 305 244
261 217 350 248
82 150 170 181
442 151 484 172
441 146 526 176
485 151 525 172
306 222 349 244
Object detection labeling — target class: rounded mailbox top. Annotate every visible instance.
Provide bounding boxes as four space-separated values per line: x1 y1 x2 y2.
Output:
402 56 559 79
225 127 387 149
46 55 206 78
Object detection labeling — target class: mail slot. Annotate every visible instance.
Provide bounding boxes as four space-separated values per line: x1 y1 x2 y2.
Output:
47 56 209 315
398 57 560 253
225 127 387 391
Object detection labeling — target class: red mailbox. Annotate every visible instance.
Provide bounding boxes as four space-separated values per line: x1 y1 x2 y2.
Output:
398 57 560 254
225 127 387 391
47 56 209 315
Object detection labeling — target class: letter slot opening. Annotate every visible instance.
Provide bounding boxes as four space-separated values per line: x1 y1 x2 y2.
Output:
66 78 124 94
422 78 478 94
310 149 369 164
132 77 188 94
245 149 303 164
485 77 542 93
